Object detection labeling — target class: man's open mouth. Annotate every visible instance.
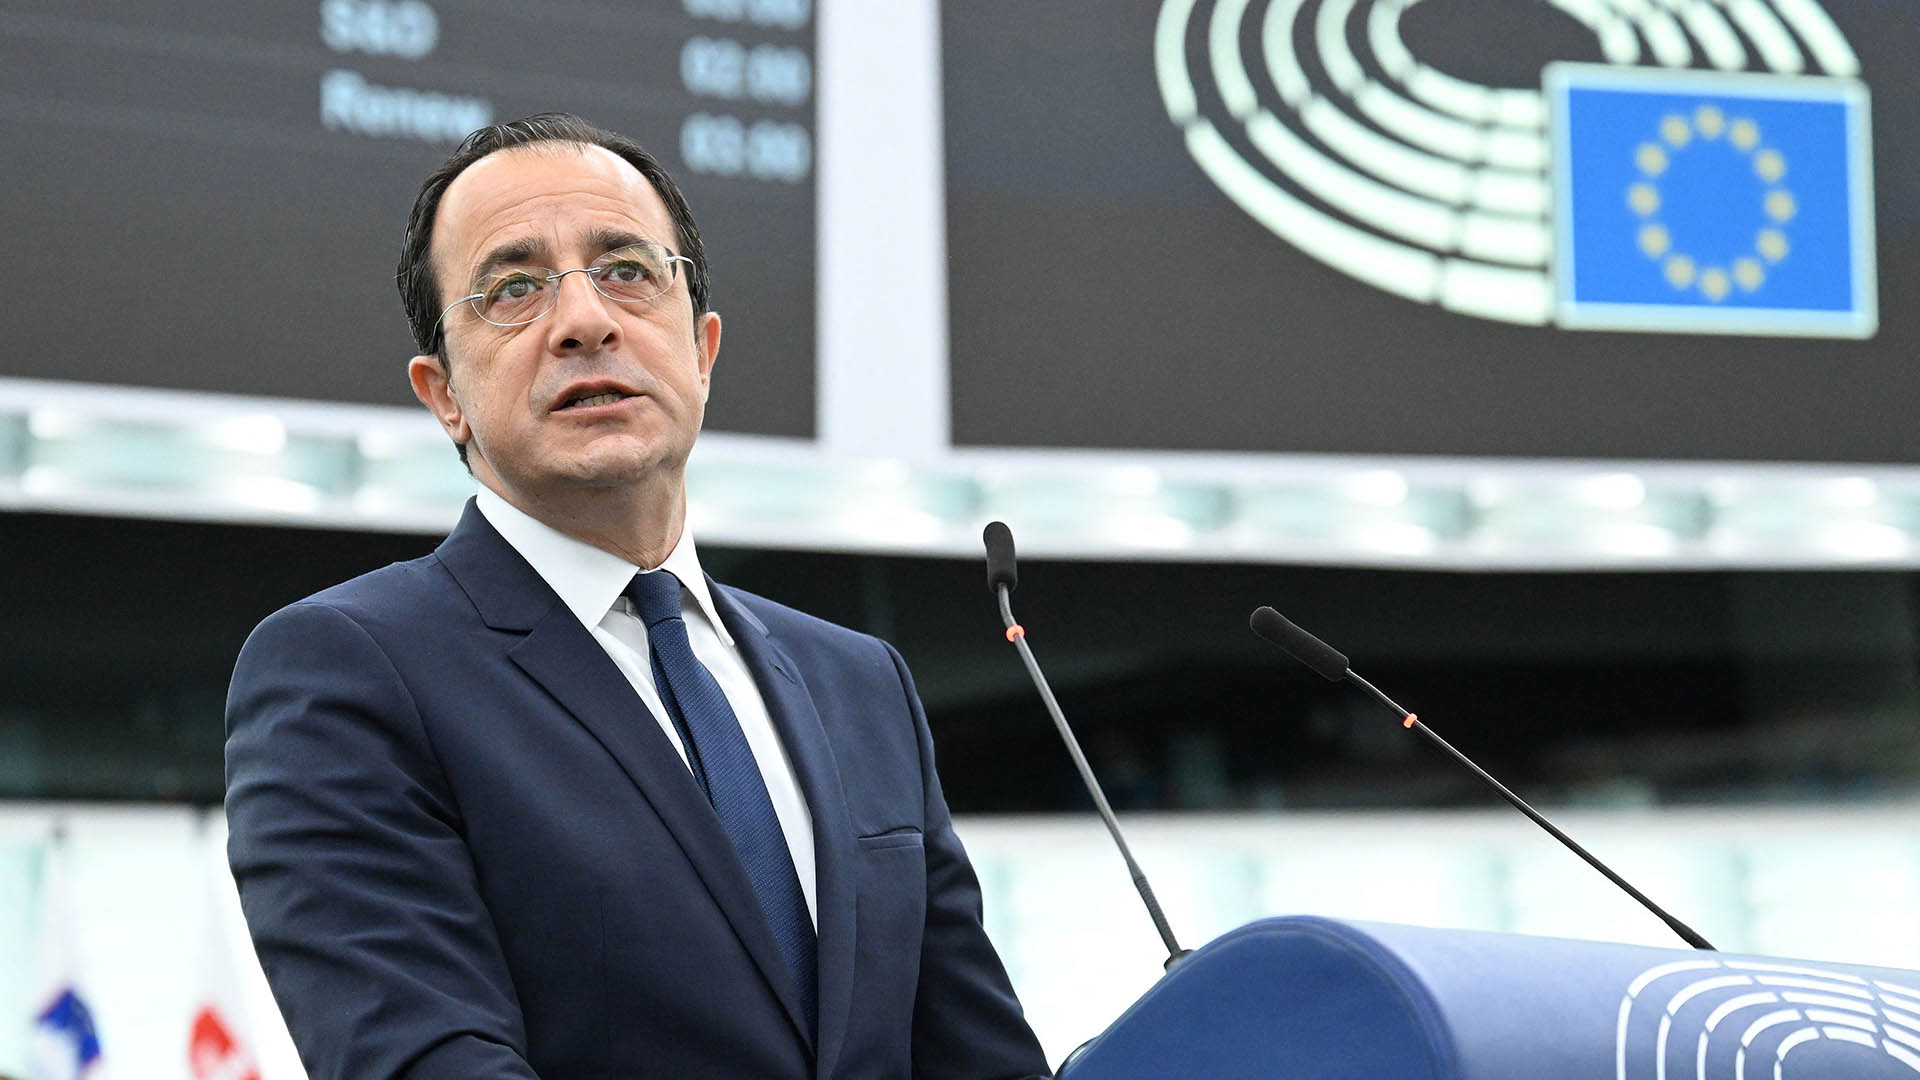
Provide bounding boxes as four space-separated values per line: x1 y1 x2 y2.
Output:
562 391 629 409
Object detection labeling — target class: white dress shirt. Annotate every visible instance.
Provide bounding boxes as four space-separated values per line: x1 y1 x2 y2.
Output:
476 487 818 926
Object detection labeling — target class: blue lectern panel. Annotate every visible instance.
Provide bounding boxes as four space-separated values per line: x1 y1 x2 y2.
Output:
1062 916 1920 1080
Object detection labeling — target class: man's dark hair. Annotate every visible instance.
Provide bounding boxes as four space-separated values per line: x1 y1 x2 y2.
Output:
399 112 711 356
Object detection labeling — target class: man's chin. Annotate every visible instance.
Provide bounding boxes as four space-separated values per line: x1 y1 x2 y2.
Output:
475 435 690 501
562 438 686 488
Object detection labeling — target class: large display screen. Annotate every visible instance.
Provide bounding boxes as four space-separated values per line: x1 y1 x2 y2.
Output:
944 0 1919 462
0 0 815 437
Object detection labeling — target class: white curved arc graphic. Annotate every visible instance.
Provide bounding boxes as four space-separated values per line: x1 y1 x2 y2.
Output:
1704 991 1784 1031
1696 992 1782 1080
1441 260 1553 321
1771 1026 1819 1061
1729 961 1869 983
1263 0 1546 207
1297 60 1555 210
1462 213 1550 265
1665 974 1756 1013
1780 990 1876 1010
1614 957 1920 1080
1167 0 1560 322
1874 980 1920 1004
1262 0 1313 105
1242 107 1548 263
1486 127 1549 170
1722 0 1805 74
1411 65 1548 129
1377 0 1549 127
1887 1018 1920 1046
1157 0 1202 122
1546 0 1612 25
1632 960 1728 996
1355 82 1486 161
1668 0 1748 71
1656 1012 1675 1077
1206 0 1543 259
1621 961 1722 1080
1211 0 1261 117
1299 96 1471 201
1772 0 1858 75
1550 0 1645 64
1367 0 1416 80
1619 1 1695 67
1881 983 1920 1022
1244 110 1460 250
1474 167 1550 215
1335 0 1552 165
1806 1009 1879 1032
1185 121 1559 322
1183 120 1440 302
1877 1002 1920 1038
1757 974 1873 996
1315 0 1366 93
1158 0 1859 327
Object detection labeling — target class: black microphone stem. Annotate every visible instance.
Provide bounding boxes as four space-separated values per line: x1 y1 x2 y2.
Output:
1344 670 1715 952
997 585 1189 969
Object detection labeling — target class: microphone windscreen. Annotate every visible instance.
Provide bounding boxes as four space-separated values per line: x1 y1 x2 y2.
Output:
1249 606 1349 681
983 521 1019 594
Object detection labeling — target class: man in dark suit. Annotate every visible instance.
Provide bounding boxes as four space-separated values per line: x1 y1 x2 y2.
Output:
224 113 1050 1080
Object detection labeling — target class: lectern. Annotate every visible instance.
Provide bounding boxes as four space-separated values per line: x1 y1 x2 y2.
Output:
1060 916 1920 1079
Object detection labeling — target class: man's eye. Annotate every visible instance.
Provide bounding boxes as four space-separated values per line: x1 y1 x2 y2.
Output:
486 273 543 303
602 259 654 285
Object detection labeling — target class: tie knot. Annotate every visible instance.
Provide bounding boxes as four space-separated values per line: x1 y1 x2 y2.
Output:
626 569 684 628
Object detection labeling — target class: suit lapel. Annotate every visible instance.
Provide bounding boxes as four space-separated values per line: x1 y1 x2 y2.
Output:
435 503 814 1051
713 584 858 1080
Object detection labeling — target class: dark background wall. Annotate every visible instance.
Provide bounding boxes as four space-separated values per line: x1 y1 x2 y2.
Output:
7 510 1915 812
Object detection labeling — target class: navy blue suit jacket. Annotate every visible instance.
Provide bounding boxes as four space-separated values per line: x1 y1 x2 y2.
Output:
225 501 1049 1080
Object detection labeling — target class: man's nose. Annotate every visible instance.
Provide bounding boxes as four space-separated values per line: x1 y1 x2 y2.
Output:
546 268 619 352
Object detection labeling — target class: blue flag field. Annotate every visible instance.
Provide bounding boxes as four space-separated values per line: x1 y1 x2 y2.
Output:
1547 63 1875 338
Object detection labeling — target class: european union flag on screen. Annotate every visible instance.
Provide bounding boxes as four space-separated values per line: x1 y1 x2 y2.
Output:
1547 63 1875 338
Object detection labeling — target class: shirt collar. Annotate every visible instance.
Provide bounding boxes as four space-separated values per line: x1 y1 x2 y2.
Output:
475 486 734 646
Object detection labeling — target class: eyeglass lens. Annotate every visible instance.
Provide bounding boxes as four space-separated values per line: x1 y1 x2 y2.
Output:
471 244 678 326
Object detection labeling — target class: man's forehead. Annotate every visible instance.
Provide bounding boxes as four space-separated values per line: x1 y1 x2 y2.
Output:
435 143 672 269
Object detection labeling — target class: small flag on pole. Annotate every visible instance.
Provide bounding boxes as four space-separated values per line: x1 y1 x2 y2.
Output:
188 1005 258 1080
188 827 260 1080
28 834 102 1080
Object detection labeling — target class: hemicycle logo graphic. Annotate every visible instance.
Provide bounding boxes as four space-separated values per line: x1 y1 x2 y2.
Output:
1155 0 1876 337
1616 958 1920 1078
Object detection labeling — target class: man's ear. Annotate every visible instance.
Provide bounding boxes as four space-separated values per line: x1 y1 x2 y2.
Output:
694 310 722 403
409 353 471 446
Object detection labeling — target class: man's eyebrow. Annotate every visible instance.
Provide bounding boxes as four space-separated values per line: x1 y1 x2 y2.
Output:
467 237 547 290
583 226 657 256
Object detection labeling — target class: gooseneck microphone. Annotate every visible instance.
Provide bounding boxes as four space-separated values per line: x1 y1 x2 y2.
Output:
983 520 1018 594
983 522 1189 970
1250 606 1716 952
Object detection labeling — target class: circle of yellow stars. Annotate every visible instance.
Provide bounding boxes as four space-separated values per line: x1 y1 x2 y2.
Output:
1626 104 1796 304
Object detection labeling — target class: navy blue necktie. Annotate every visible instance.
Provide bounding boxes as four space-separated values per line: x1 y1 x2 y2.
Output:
625 570 817 1035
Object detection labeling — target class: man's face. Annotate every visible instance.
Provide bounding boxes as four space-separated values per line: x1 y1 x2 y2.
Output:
409 144 721 506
